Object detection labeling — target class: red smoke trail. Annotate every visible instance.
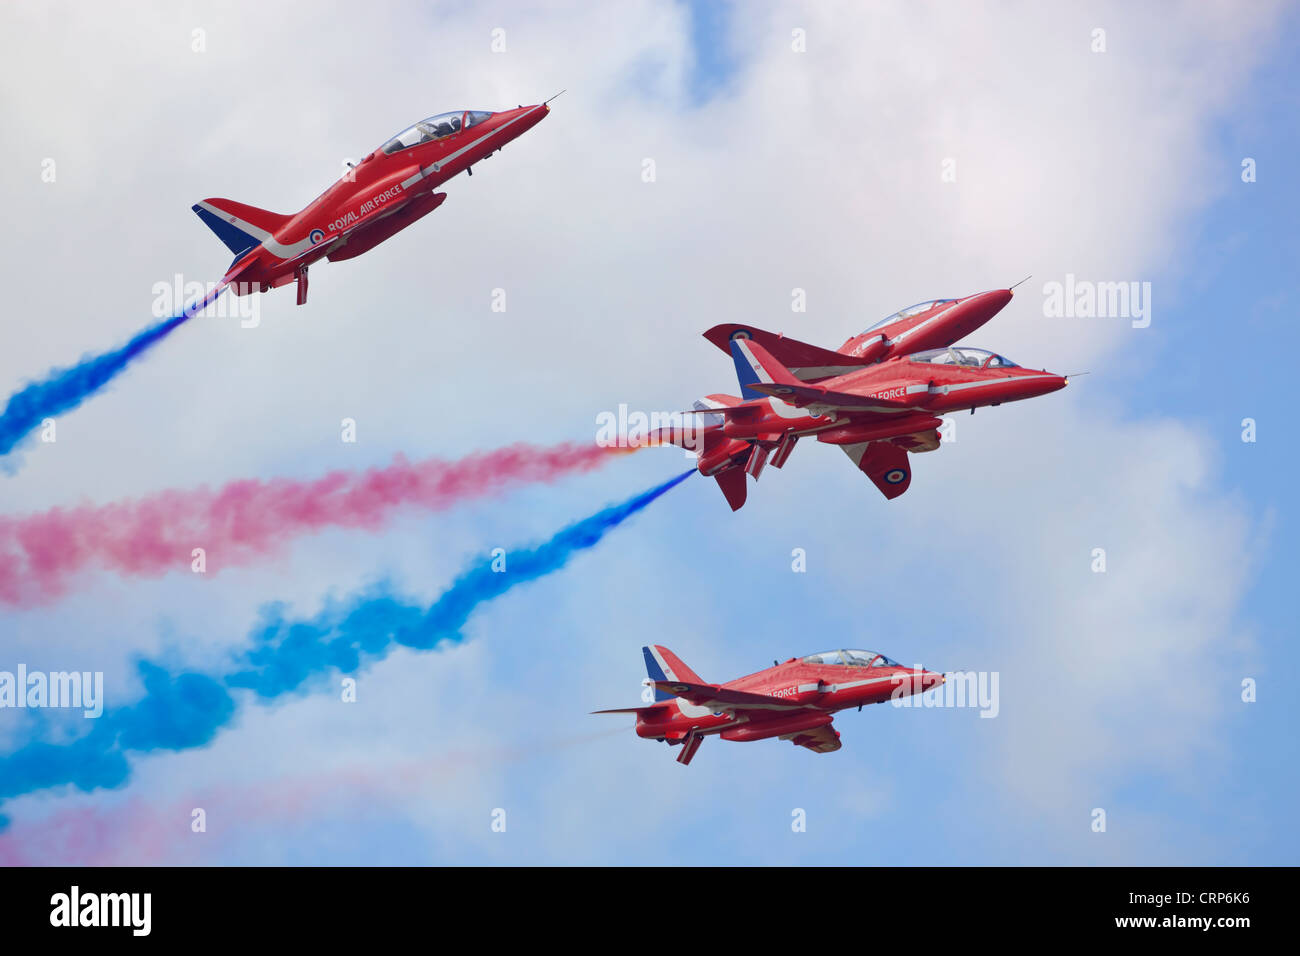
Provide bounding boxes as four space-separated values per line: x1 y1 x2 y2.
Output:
0 442 636 605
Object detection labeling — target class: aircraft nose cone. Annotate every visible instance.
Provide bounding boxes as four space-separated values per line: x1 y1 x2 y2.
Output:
958 289 1013 325
1024 373 1069 397
979 288 1013 310
521 104 548 127
503 104 546 124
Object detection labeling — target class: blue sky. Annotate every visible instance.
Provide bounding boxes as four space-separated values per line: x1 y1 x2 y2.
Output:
0 1 1295 864
1106 6 1299 863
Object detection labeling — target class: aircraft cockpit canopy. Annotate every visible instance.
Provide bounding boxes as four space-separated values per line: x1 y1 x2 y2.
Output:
862 299 957 334
801 649 901 668
381 111 494 154
907 346 1019 369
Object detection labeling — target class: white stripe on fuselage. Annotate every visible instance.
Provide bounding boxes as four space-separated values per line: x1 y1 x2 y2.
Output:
930 372 1058 394
196 200 314 261
794 372 1058 410
789 365 871 379
753 368 1056 435
678 673 916 727
822 674 909 694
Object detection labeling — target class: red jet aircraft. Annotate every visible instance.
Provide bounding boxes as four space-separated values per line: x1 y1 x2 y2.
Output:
192 101 553 305
657 291 1067 509
596 645 944 765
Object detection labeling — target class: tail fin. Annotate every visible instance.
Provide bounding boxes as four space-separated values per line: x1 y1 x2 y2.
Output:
642 645 704 701
192 198 293 259
729 337 803 399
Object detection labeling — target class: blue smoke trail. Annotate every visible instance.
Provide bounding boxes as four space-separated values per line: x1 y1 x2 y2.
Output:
0 284 225 458
0 470 693 823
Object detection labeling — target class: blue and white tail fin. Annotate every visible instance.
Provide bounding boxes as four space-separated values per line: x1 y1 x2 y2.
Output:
728 337 802 400
642 645 704 702
192 198 292 261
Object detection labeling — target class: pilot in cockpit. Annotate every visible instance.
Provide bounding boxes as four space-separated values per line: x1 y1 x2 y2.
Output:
801 649 901 668
432 115 461 138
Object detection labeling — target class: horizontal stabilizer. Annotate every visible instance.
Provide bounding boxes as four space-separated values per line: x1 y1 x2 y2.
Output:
746 380 911 410
652 680 804 712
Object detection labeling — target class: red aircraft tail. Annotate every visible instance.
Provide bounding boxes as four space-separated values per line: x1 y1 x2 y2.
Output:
642 645 705 689
593 647 713 766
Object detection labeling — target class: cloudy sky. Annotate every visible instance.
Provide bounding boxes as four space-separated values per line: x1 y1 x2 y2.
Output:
0 0 1295 864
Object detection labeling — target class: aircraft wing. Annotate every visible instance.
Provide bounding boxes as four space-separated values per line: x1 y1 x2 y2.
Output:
784 722 842 754
651 680 807 713
745 381 912 412
277 195 421 269
841 441 913 500
702 324 872 380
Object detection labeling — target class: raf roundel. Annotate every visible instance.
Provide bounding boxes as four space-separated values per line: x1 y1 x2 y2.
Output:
308 228 326 245
884 468 908 485
730 329 752 341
